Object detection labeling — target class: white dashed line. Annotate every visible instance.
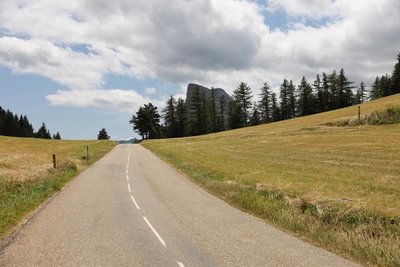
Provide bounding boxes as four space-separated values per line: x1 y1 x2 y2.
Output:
176 261 185 267
128 183 131 193
130 195 140 210
126 174 129 181
143 216 166 247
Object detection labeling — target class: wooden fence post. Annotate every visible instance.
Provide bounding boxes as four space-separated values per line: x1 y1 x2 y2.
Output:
358 106 361 123
86 145 89 162
52 154 57 168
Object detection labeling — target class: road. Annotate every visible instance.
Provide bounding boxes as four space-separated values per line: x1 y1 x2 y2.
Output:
0 144 358 266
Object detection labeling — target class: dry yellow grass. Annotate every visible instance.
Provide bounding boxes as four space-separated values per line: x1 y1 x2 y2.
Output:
145 94 400 216
0 137 115 181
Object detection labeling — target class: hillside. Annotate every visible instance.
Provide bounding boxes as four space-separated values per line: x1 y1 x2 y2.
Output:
143 94 400 266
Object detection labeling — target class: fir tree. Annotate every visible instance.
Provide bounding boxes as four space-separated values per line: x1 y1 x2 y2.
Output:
279 79 290 120
337 68 355 108
249 103 261 126
97 128 110 140
163 95 177 138
53 132 61 140
175 98 187 137
232 82 252 127
271 92 280 122
35 123 51 139
258 82 271 123
288 80 296 118
391 52 400 94
297 76 314 116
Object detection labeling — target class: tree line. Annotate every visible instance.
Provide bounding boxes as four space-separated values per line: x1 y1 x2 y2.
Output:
0 106 61 139
130 52 400 139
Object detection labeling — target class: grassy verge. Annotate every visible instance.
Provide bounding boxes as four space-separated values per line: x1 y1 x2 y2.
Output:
143 94 400 267
0 137 116 238
326 105 400 126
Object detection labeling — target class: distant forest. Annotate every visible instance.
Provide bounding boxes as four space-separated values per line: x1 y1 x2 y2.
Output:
130 52 400 140
0 107 61 139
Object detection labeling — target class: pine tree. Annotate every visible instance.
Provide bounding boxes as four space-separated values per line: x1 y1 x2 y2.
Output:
35 123 51 139
271 92 280 122
249 103 261 126
97 128 110 140
391 52 400 94
321 72 330 111
328 70 338 109
232 82 252 127
279 79 290 120
313 74 323 112
186 85 203 136
175 98 187 137
258 82 271 123
355 81 366 104
337 68 355 108
297 76 314 116
53 132 61 140
209 88 218 132
370 76 381 100
218 96 227 131
163 95 177 138
227 101 242 129
288 80 296 118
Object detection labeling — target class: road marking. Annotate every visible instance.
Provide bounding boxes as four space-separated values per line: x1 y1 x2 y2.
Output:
176 261 185 267
126 169 128 175
128 183 131 193
130 195 140 210
143 216 166 247
126 174 129 181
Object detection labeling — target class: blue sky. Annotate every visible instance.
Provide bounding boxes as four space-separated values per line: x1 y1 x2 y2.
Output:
0 0 399 139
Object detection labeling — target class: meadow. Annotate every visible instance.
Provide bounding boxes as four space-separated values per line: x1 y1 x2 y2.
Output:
0 137 115 238
144 94 400 267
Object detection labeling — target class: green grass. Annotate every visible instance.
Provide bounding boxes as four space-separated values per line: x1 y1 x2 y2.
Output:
0 137 116 238
143 94 400 267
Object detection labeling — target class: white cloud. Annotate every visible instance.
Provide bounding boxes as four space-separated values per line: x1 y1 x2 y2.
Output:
46 89 165 114
145 87 157 95
0 0 399 112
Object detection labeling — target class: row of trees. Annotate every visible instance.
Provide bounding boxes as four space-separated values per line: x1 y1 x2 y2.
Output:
370 53 400 99
0 106 61 139
130 52 400 139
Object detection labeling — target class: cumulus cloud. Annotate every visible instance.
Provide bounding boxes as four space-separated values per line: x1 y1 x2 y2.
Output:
145 87 157 95
46 89 164 114
0 0 399 112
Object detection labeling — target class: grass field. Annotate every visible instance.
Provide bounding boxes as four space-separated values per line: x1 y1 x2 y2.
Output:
0 137 116 238
143 94 400 267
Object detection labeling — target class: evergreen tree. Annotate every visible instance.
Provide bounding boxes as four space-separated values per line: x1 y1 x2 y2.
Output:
258 82 271 123
297 76 314 116
130 103 161 139
35 123 51 139
337 68 355 108
355 81 366 104
186 85 203 136
271 92 280 122
209 88 218 132
53 132 61 140
288 80 296 118
227 101 242 129
175 98 187 137
163 95 177 138
328 70 338 109
249 103 261 126
370 76 381 100
391 52 400 94
97 128 110 140
218 96 227 131
321 72 330 111
313 74 324 112
279 79 290 120
232 82 252 127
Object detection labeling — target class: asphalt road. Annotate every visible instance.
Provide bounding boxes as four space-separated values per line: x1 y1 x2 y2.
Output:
0 144 359 267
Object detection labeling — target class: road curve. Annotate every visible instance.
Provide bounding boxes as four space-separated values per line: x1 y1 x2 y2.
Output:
0 144 359 267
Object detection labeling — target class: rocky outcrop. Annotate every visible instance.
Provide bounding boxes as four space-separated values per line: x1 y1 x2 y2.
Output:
185 83 232 126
